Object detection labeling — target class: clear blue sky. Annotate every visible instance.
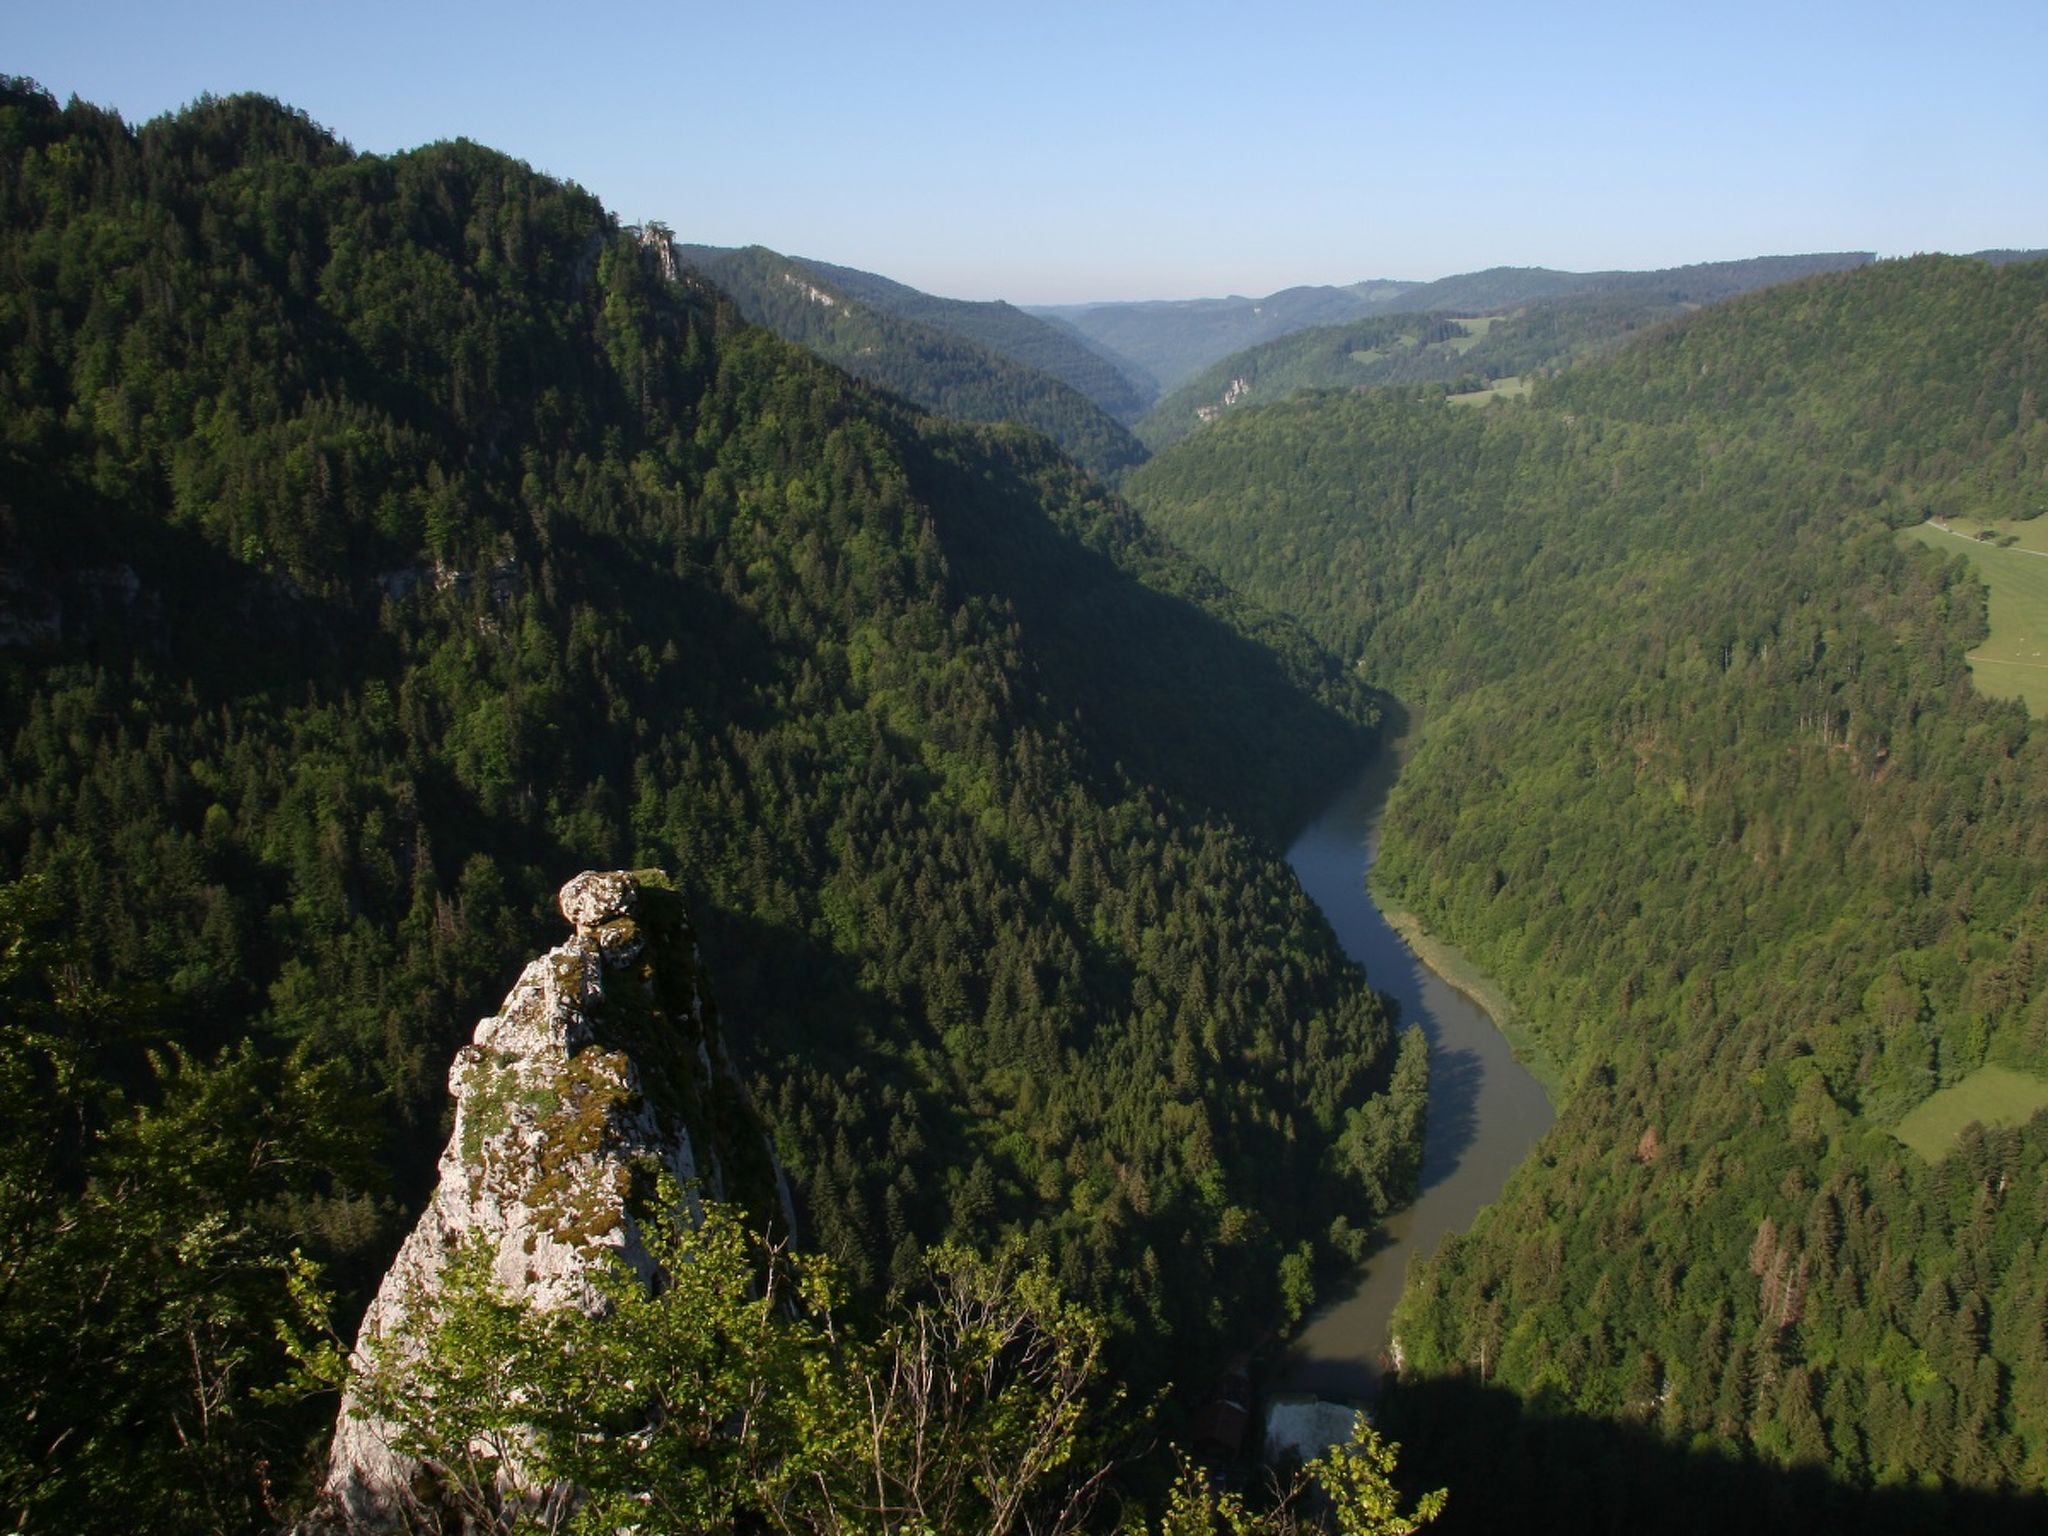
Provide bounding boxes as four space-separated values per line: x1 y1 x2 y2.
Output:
12 0 2046 304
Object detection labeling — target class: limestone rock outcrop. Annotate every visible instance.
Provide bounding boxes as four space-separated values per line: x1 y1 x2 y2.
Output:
314 869 769 1530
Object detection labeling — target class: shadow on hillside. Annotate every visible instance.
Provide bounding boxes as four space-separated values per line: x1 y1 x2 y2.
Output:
1378 1374 2048 1536
909 428 1378 845
688 900 977 1206
692 902 893 1076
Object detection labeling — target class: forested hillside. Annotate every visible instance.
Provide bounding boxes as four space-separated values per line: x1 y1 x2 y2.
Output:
1037 255 1870 407
0 81 1412 1530
672 244 1148 477
1137 253 1880 451
779 253 1154 422
1134 301 1631 452
1355 252 1872 322
1129 256 2048 1528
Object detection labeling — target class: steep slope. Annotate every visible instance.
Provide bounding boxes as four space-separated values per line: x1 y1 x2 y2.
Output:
1036 308 1169 408
673 243 1148 476
1129 256 2048 1527
786 253 1154 421
318 870 768 1528
0 82 1404 1530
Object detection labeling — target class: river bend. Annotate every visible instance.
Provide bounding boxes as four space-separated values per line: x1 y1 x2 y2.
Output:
1278 755 1556 1400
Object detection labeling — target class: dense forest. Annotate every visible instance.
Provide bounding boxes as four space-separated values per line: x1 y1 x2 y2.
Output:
670 244 1149 478
1129 255 2048 1528
0 80 1426 1530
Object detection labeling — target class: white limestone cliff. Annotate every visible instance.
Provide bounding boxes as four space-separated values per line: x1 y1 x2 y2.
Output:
312 869 764 1530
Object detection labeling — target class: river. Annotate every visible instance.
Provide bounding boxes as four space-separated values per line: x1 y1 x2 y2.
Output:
1276 748 1556 1401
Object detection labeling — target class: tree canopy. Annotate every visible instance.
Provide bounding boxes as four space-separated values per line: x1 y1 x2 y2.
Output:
0 78 1411 1528
1130 254 2048 1516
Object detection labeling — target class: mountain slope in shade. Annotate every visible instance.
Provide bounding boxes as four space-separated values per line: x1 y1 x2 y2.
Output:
0 80 1402 1527
675 243 1149 476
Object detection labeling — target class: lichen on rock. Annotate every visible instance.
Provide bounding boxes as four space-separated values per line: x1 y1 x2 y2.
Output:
557 869 637 935
311 869 767 1531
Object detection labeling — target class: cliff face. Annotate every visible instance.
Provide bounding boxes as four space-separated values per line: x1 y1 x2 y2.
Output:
317 870 776 1530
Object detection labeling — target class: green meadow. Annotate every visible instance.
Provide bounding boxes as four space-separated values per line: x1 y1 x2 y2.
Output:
1904 516 2048 715
1447 374 1530 407
1894 1065 2048 1159
1445 313 1499 354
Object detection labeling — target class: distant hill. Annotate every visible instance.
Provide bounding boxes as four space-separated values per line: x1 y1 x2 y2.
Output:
1042 254 1873 399
675 245 1148 476
1362 252 1874 317
1030 282 1411 397
1134 254 1880 450
1344 278 1427 309
1035 308 1167 410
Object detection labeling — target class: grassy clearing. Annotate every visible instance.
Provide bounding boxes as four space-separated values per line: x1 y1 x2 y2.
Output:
1945 512 2048 554
1903 517 2048 714
1447 375 1529 408
1444 315 1498 355
1893 1065 2048 1160
1378 904 1565 1104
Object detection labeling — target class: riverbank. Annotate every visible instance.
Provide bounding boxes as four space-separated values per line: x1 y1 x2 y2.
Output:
1375 905 1563 1107
1275 752 1556 1402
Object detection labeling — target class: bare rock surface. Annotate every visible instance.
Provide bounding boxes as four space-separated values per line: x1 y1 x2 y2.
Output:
313 870 748 1530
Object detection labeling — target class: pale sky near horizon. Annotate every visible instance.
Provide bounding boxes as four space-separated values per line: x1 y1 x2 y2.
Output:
10 0 2046 305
